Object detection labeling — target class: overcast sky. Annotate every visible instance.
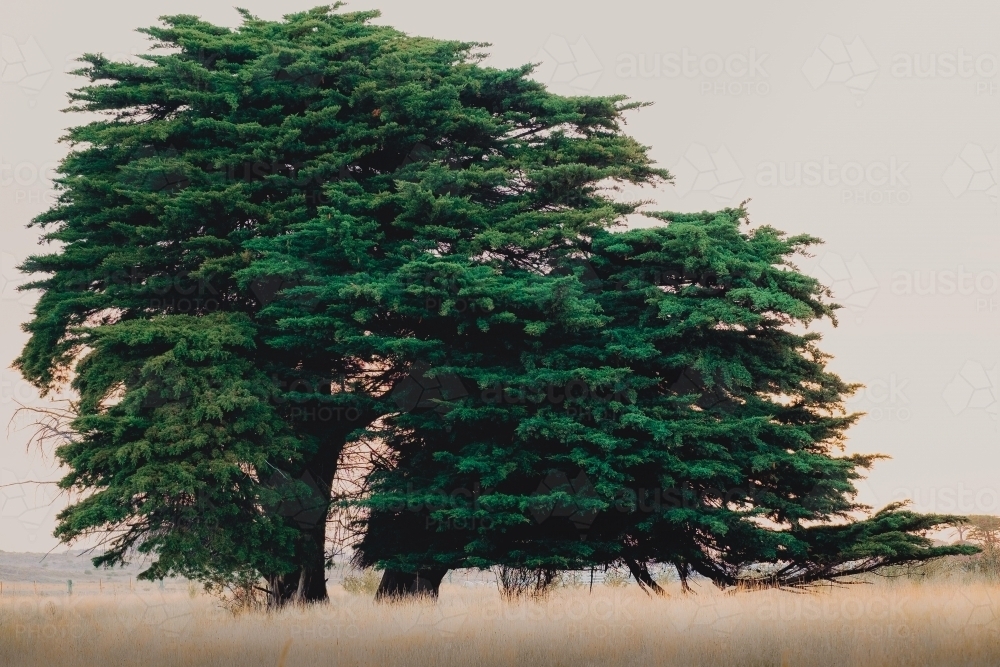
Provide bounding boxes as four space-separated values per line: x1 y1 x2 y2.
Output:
2 0 999 552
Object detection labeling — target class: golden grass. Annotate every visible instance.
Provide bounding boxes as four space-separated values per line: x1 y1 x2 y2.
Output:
0 577 998 666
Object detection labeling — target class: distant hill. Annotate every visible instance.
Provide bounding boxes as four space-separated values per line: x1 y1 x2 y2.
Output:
0 549 173 584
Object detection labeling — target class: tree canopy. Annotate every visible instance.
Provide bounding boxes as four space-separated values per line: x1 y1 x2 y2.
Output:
318 209 973 594
16 4 974 604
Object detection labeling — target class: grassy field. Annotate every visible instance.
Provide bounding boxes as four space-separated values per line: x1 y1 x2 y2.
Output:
0 574 998 667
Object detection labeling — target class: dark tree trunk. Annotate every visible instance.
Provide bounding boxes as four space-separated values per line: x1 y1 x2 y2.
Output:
267 524 330 606
267 400 379 607
625 559 667 597
375 568 448 600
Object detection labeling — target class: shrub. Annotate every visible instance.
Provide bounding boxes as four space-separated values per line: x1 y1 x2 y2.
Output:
604 568 630 588
342 569 382 596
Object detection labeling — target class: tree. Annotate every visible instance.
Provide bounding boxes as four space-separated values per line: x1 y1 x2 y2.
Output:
20 4 970 605
58 313 305 591
240 87 669 592
964 515 1000 577
343 208 976 596
18 5 412 604
17 4 666 603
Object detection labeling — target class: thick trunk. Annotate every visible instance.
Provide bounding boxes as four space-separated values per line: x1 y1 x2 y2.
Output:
625 559 667 597
267 526 330 606
375 568 448 600
267 471 334 606
267 399 379 607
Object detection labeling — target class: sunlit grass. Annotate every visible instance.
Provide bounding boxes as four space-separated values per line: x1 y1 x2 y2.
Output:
0 575 998 666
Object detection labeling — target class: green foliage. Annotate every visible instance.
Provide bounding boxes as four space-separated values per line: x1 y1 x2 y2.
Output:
207 569 270 614
19 3 666 598
18 3 972 599
344 208 974 588
55 313 302 584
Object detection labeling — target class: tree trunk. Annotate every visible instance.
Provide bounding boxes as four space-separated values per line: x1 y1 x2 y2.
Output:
625 559 667 597
266 400 379 607
375 568 448 600
267 527 330 606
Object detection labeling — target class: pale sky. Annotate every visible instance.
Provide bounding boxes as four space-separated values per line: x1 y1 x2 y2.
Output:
1 0 999 552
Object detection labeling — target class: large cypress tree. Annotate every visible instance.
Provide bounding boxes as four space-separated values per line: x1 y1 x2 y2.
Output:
17 5 666 602
18 6 408 603
335 208 975 595
19 4 969 604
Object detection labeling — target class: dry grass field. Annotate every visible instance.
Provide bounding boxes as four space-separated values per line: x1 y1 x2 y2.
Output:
0 572 998 667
